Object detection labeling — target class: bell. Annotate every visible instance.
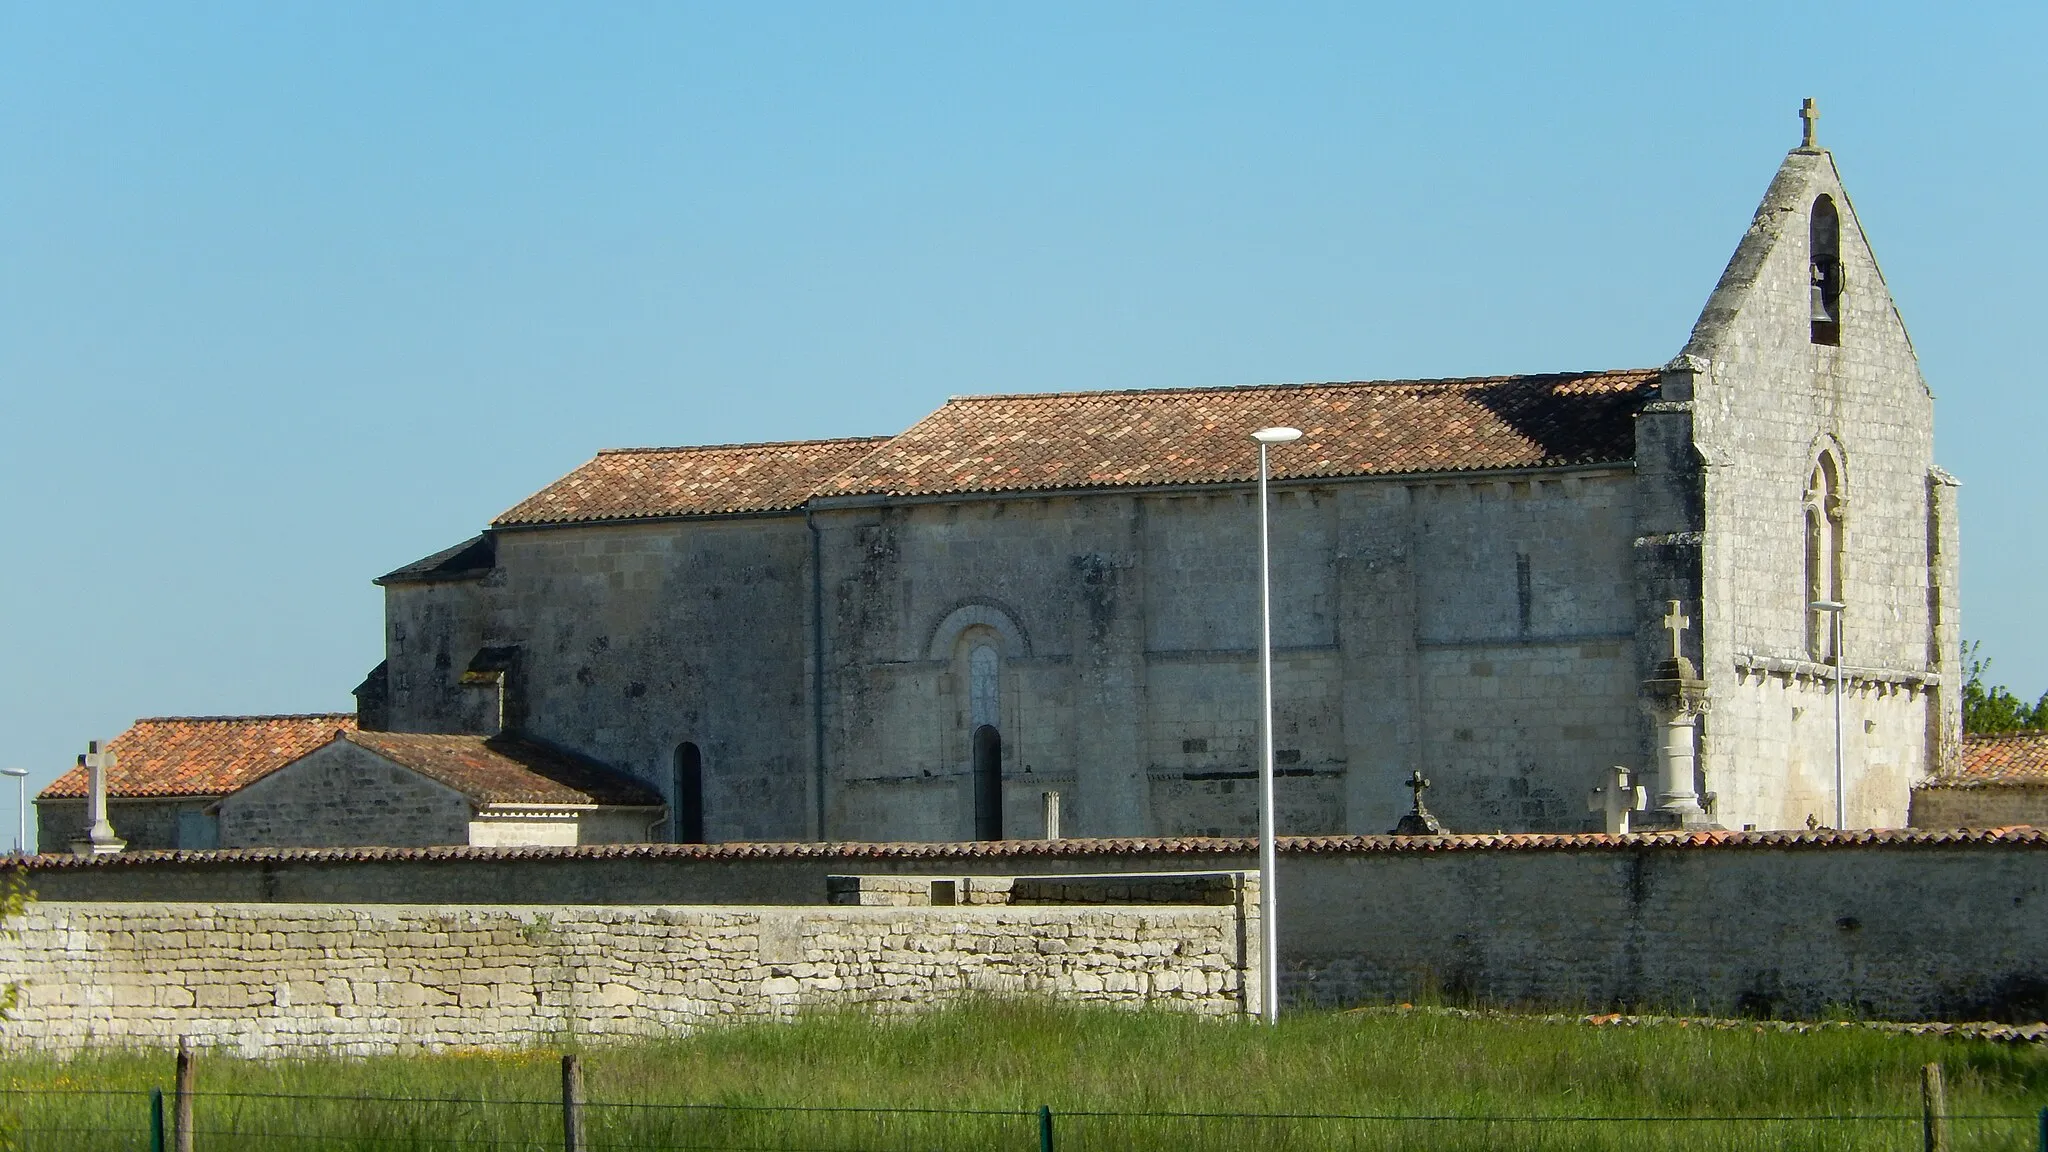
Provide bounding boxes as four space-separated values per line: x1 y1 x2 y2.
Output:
1810 282 1833 325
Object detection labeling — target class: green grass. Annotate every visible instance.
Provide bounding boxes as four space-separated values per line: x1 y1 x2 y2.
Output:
3 1001 2045 1150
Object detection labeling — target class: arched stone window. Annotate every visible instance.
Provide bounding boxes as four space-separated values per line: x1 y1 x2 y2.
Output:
969 643 1002 839
1804 451 1846 659
1809 195 1843 345
673 742 704 843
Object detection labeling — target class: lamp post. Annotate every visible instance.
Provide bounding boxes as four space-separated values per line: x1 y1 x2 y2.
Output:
1811 600 1846 829
0 769 27 855
1251 425 1301 1025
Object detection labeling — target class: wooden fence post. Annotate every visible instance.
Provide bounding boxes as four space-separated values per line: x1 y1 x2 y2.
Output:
174 1036 194 1152
1921 1062 1948 1152
562 1053 585 1152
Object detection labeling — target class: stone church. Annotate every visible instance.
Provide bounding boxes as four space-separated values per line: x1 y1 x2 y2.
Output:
48 108 1956 851
342 108 1956 845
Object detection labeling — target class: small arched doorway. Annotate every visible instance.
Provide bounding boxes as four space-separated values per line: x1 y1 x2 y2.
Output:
673 742 705 843
972 724 1002 841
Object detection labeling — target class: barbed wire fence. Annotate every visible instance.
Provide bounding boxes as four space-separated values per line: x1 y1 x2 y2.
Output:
2 1055 2043 1152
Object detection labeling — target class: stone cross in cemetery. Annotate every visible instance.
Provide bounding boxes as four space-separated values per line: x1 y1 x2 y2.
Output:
69 740 126 856
1390 770 1446 836
1639 600 1715 830
1586 765 1649 835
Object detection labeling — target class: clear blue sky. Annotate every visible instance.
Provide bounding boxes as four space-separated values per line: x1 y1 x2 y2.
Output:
3 3 2042 846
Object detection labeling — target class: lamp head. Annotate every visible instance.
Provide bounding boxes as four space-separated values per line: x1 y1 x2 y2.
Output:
1809 600 1846 613
1251 427 1302 444
0 769 26 779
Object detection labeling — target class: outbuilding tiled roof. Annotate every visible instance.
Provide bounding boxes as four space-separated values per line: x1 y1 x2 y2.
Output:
817 370 1659 499
340 731 663 808
1924 732 2048 788
19 826 2047 868
39 715 358 800
494 438 891 527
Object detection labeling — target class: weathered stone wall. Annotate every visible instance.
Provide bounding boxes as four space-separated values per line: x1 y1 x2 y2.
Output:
21 832 2045 1022
1283 842 2047 1022
219 742 472 849
1911 787 2048 831
0 898 1253 1056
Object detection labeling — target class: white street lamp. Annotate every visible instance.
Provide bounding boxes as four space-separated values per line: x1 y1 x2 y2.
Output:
0 769 27 855
1811 600 1847 829
1251 425 1301 1025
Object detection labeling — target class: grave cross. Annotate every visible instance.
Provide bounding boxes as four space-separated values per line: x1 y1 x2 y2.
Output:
1799 98 1820 149
1661 600 1691 662
1406 771 1430 806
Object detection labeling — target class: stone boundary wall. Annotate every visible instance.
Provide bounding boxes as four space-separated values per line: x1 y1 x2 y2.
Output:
18 830 2048 1022
0 899 1255 1057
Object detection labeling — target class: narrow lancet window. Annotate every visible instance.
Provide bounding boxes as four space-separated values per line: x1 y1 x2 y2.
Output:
1809 195 1843 345
968 643 1002 839
1804 453 1845 659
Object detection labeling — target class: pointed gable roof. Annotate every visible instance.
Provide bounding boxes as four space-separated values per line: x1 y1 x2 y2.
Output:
40 715 358 800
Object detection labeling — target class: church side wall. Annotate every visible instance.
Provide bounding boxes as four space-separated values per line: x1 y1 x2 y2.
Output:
1686 150 1949 830
818 470 1642 840
0 901 1249 1056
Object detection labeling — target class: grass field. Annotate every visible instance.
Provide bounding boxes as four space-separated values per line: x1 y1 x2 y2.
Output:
3 1001 2045 1150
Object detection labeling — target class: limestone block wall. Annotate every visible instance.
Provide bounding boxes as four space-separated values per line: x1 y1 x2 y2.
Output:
20 832 2045 1022
0 899 1253 1056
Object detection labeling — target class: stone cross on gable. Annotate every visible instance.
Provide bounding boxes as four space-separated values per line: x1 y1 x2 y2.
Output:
1406 771 1429 805
1661 600 1691 662
1800 98 1820 149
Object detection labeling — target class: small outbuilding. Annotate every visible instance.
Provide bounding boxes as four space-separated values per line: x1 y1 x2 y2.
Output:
1910 732 2048 829
216 730 666 849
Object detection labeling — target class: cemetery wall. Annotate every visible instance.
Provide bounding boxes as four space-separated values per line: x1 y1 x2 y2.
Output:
18 830 2048 1023
0 896 1253 1057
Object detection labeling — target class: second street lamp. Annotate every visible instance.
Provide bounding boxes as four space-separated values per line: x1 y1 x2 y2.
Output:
1251 425 1301 1025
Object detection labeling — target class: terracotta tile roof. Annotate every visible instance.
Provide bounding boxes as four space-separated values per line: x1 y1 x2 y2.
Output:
22 826 2047 868
817 370 1659 499
340 731 663 808
1923 732 2048 788
494 438 892 527
39 715 358 800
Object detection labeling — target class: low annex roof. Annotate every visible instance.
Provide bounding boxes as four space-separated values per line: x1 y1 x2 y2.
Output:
39 715 358 801
338 731 663 808
488 370 1659 528
1923 732 2048 789
493 438 891 528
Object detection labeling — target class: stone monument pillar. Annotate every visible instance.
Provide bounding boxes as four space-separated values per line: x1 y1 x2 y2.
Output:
69 740 126 856
1639 602 1716 831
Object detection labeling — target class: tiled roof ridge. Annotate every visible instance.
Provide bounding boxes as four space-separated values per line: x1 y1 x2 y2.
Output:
594 435 895 457
21 826 2047 868
938 367 1660 404
1963 729 2048 742
129 713 356 724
